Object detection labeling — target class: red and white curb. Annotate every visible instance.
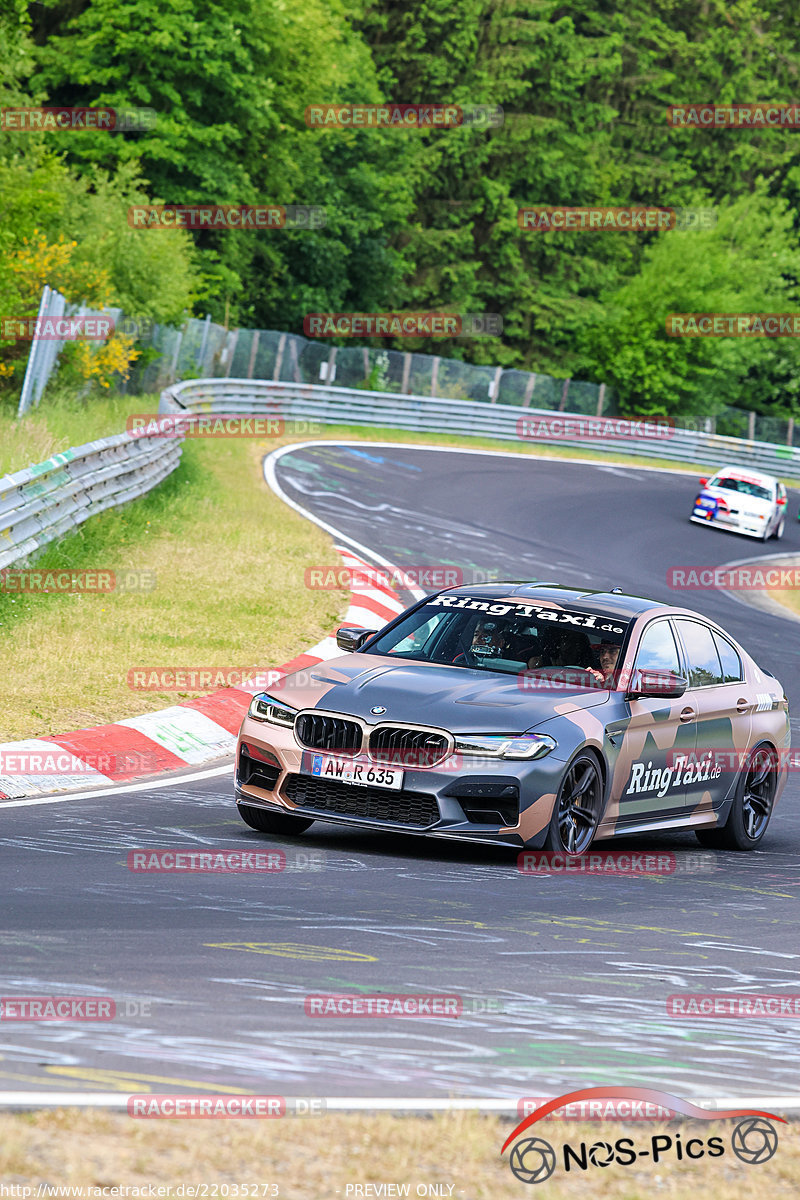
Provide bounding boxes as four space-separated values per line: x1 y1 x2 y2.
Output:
0 546 407 800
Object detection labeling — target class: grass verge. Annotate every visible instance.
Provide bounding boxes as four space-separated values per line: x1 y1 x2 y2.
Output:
0 394 347 741
0 1110 796 1198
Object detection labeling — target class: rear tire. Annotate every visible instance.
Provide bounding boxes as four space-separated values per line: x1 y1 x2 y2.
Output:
695 744 776 851
238 804 314 835
775 515 785 540
544 751 604 854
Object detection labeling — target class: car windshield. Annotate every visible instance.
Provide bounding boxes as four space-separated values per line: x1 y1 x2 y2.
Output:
365 595 631 678
711 476 772 501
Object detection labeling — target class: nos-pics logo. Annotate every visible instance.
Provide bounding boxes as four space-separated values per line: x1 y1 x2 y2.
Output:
501 1087 782 1184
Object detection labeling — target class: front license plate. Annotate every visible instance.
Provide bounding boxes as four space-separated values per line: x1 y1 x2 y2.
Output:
308 754 404 790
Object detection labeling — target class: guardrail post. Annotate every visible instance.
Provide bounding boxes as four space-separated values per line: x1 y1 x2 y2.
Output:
522 372 536 407
197 313 212 372
321 347 337 383
430 357 440 397
247 330 259 380
289 336 301 383
489 366 502 403
169 327 184 382
558 378 571 412
787 416 794 447
596 383 606 417
223 329 238 377
273 332 286 381
747 410 755 440
401 352 411 394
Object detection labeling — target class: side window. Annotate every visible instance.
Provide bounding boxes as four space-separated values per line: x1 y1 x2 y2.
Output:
634 621 681 675
674 620 724 687
712 631 743 683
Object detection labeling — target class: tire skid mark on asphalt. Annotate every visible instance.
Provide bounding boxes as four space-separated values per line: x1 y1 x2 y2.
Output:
2 1019 787 1097
203 942 380 962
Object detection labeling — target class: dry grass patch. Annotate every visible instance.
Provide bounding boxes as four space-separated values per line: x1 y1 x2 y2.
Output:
0 1110 797 1198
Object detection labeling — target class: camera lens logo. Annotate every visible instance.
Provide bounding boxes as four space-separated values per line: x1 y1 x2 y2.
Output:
509 1137 556 1184
731 1117 778 1165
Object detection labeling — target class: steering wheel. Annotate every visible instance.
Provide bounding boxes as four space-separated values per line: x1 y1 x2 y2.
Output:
453 634 478 666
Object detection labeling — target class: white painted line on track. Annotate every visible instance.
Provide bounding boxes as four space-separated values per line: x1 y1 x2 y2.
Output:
264 443 426 598
0 763 232 809
1 1092 800 1113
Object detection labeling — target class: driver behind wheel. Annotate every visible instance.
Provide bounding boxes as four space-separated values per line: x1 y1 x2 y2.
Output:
591 640 620 686
527 628 595 671
453 617 507 663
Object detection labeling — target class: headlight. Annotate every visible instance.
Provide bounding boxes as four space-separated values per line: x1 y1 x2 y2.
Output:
453 733 557 760
248 693 297 727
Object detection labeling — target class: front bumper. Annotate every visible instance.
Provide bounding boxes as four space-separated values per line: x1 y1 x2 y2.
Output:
235 714 568 848
690 512 767 538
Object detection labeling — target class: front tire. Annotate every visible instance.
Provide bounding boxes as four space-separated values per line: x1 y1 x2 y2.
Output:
238 804 314 835
695 744 776 851
544 752 604 853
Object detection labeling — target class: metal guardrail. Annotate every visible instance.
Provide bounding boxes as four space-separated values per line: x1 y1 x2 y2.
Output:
160 378 800 477
0 431 182 571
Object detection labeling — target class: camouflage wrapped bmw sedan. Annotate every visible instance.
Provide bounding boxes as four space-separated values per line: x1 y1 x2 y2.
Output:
235 584 790 852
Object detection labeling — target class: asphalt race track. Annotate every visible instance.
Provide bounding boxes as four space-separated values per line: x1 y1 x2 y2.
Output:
3 443 800 1103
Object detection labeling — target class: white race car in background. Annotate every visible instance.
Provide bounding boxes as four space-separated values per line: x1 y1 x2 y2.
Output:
690 465 787 540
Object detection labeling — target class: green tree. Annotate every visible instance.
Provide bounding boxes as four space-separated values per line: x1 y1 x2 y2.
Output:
577 187 800 419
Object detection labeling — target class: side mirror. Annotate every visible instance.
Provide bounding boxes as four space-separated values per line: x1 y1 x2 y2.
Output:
336 626 377 652
626 668 688 701
698 477 708 487
777 496 787 506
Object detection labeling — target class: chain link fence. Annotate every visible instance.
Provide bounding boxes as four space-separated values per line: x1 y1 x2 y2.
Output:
12 290 800 448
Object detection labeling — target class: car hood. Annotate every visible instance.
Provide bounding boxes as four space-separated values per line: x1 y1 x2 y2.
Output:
271 654 611 735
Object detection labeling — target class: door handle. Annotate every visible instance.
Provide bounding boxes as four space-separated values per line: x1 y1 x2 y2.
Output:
736 698 750 714
679 706 696 722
